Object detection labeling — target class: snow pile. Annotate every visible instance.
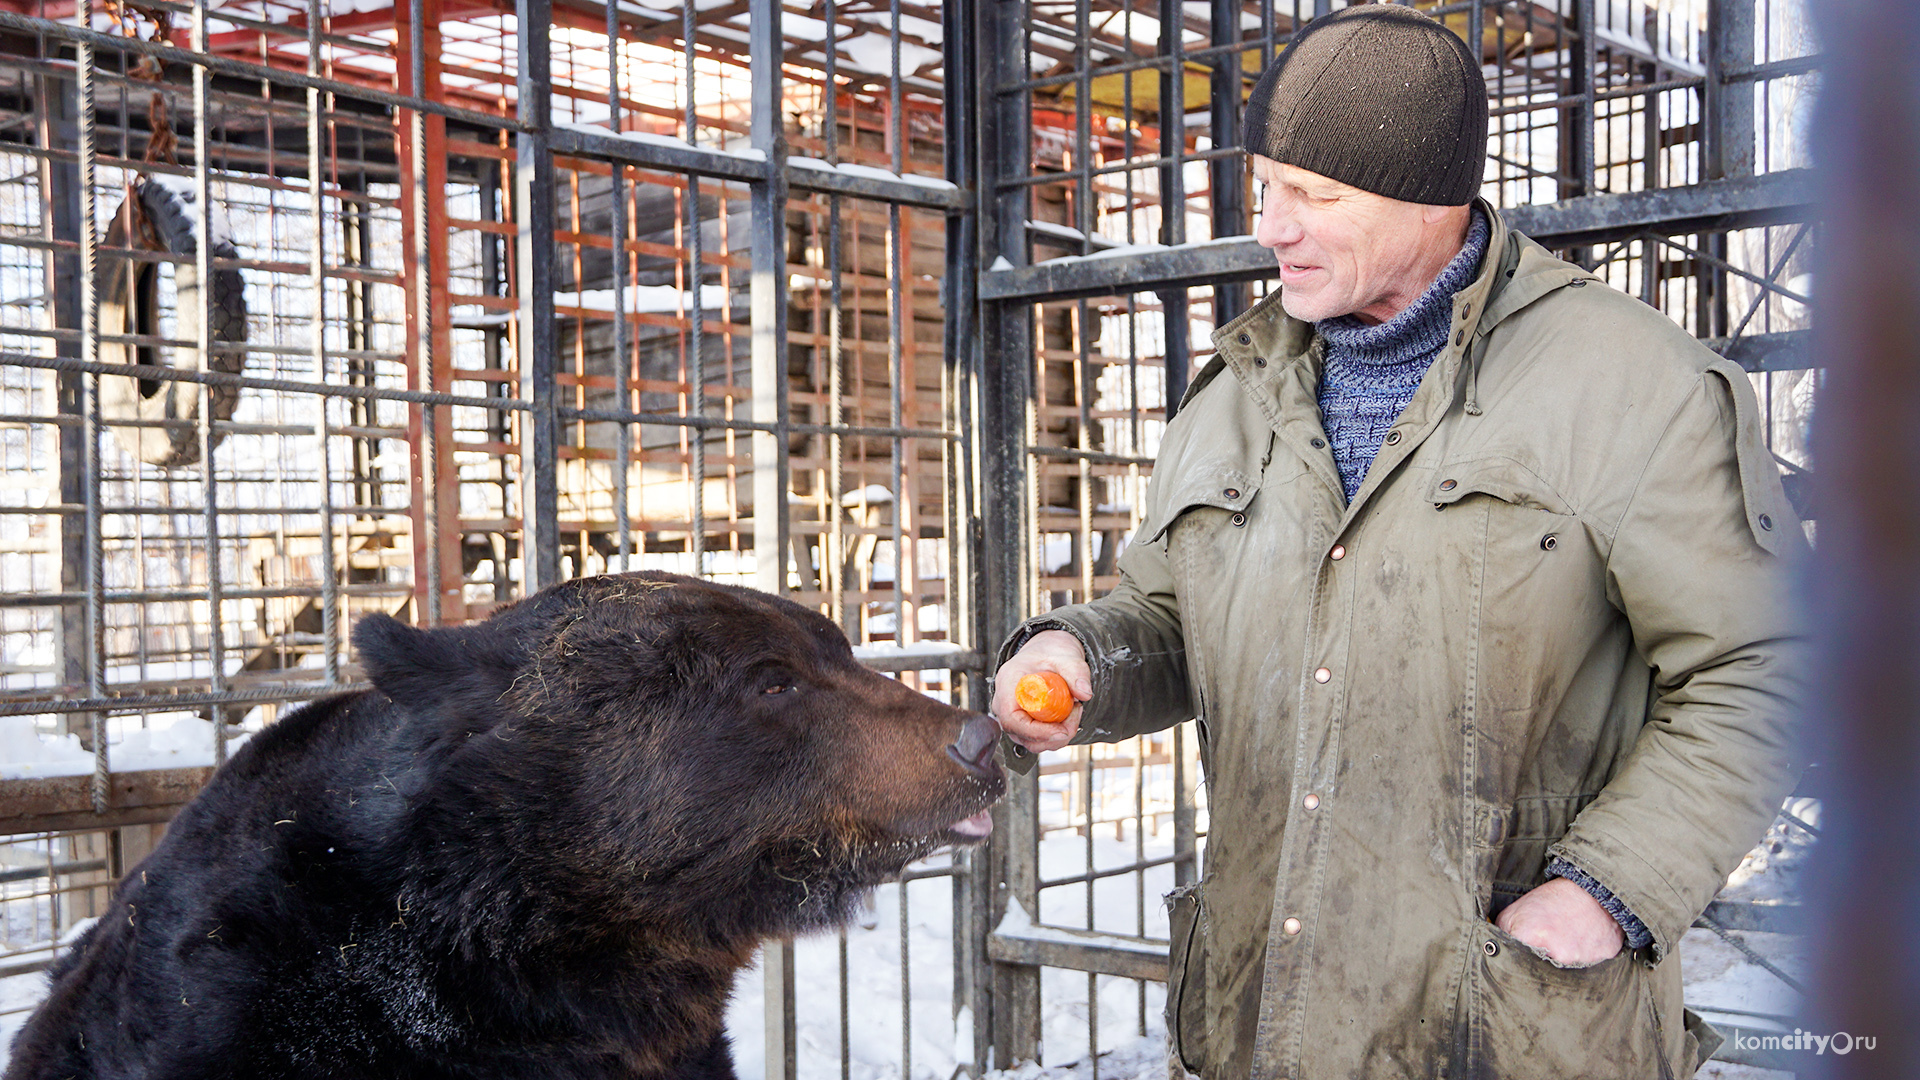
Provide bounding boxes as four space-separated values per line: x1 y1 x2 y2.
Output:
0 716 247 779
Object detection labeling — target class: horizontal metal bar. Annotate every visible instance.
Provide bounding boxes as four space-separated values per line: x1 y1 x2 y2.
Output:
854 649 986 673
1505 169 1818 248
0 350 529 413
785 160 965 211
550 123 965 210
1707 330 1813 372
988 925 1169 982
0 583 409 609
1697 899 1804 935
1029 445 1156 467
0 857 105 885
1487 75 1707 118
561 404 959 441
980 172 1819 303
550 123 765 183
1723 54 1823 83
1039 850 1194 890
0 12 525 132
0 682 366 718
980 238 1279 302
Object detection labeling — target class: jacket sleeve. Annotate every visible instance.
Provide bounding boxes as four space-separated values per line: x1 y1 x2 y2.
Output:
994 517 1195 752
1548 362 1810 962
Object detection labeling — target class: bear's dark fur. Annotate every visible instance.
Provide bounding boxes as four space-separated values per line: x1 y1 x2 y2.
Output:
4 573 1004 1080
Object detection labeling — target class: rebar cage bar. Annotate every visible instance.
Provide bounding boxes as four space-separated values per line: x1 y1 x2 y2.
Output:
0 0 1817 1076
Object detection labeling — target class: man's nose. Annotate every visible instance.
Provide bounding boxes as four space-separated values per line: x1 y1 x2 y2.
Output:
1255 199 1301 248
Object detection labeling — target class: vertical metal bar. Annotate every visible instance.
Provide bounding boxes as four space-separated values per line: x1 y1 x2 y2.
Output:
43 71 89 751
943 0 991 1069
682 0 705 577
900 876 912 1079
192 0 228 765
407 0 440 621
763 935 798 1080
1211 0 1248 326
1158 0 1190 417
824 0 844 625
516 0 559 592
979 0 1042 1063
1704 0 1755 341
75 0 109 814
309 0 338 683
1803 4 1918 1076
839 927 852 1080
1172 724 1197 888
889 0 907 651
747 8 796 1074
749 0 789 600
607 0 630 572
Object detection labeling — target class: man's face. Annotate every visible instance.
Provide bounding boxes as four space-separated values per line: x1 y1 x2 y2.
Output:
1250 156 1443 325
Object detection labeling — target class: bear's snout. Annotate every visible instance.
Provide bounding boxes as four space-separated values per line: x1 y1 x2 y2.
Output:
946 713 1001 780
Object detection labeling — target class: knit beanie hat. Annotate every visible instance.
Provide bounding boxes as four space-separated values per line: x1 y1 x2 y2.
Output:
1241 5 1488 206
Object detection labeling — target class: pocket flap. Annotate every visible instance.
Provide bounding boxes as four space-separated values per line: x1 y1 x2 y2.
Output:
1429 456 1575 515
1140 465 1261 545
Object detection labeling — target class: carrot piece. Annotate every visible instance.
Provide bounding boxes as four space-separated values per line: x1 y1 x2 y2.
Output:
1014 671 1076 724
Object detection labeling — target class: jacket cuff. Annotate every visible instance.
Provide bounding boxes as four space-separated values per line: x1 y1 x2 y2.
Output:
1546 857 1655 950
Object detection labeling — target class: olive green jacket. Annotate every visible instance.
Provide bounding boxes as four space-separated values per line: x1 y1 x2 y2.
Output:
1001 205 1808 1079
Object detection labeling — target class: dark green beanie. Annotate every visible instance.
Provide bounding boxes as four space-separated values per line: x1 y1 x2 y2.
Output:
1242 5 1488 206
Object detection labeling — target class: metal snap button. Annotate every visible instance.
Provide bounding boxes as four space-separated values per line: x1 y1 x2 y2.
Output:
1237 332 1252 345
1461 303 1471 319
1313 667 1331 684
1570 278 1588 288
1454 329 1465 346
1484 940 1499 956
1439 479 1457 491
1282 917 1302 936
1384 430 1402 446
1254 356 1267 367
1224 488 1240 500
1329 545 1345 561
1540 533 1558 551
1231 512 1247 527
1758 513 1774 531
1302 793 1320 810
1310 437 1325 449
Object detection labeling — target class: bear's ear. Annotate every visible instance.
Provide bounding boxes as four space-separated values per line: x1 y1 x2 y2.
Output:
353 613 518 709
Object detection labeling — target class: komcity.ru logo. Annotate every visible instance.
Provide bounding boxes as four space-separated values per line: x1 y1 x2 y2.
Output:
1732 1030 1878 1056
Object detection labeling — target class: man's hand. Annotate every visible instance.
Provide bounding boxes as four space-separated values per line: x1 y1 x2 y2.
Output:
1495 877 1626 967
990 630 1092 754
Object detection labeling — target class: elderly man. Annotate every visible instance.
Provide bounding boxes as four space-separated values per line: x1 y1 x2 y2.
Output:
990 7 1806 1079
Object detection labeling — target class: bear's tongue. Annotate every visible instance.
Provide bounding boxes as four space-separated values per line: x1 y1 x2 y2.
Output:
949 809 994 838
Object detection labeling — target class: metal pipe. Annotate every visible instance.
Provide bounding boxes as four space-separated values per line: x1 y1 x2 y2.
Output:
308 0 338 685
75 0 108 815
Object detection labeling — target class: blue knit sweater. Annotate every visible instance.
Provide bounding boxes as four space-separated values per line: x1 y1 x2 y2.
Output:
1315 207 1489 501
1311 209 1654 952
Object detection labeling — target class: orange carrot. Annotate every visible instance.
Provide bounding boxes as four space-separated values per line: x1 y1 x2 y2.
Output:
1015 671 1076 724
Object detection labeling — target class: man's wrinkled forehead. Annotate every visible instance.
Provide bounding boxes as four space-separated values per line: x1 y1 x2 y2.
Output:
1250 156 1372 201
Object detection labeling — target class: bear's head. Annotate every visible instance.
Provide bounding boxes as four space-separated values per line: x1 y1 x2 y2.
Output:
350 572 1005 945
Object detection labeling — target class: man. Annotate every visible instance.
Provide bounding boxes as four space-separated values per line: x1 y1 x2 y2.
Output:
990 7 1807 1079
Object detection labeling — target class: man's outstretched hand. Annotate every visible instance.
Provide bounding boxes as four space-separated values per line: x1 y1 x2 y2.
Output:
1495 877 1626 967
990 630 1092 754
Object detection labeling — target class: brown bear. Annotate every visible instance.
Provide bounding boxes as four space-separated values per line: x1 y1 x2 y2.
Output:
3 572 1004 1080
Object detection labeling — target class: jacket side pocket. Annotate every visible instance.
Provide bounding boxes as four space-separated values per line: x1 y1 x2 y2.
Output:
1164 882 1208 1075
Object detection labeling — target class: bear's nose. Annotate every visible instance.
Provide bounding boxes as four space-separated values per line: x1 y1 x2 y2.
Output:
946 713 1001 779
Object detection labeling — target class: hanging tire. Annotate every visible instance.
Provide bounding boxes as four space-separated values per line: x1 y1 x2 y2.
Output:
98 176 248 468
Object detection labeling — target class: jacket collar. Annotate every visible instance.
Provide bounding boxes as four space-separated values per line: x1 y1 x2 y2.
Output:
1198 200 1594 525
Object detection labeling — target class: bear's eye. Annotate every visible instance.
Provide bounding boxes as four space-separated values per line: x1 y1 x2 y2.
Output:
763 684 795 696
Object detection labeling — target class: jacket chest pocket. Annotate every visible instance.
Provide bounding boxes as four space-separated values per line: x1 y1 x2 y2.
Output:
1427 457 1596 714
